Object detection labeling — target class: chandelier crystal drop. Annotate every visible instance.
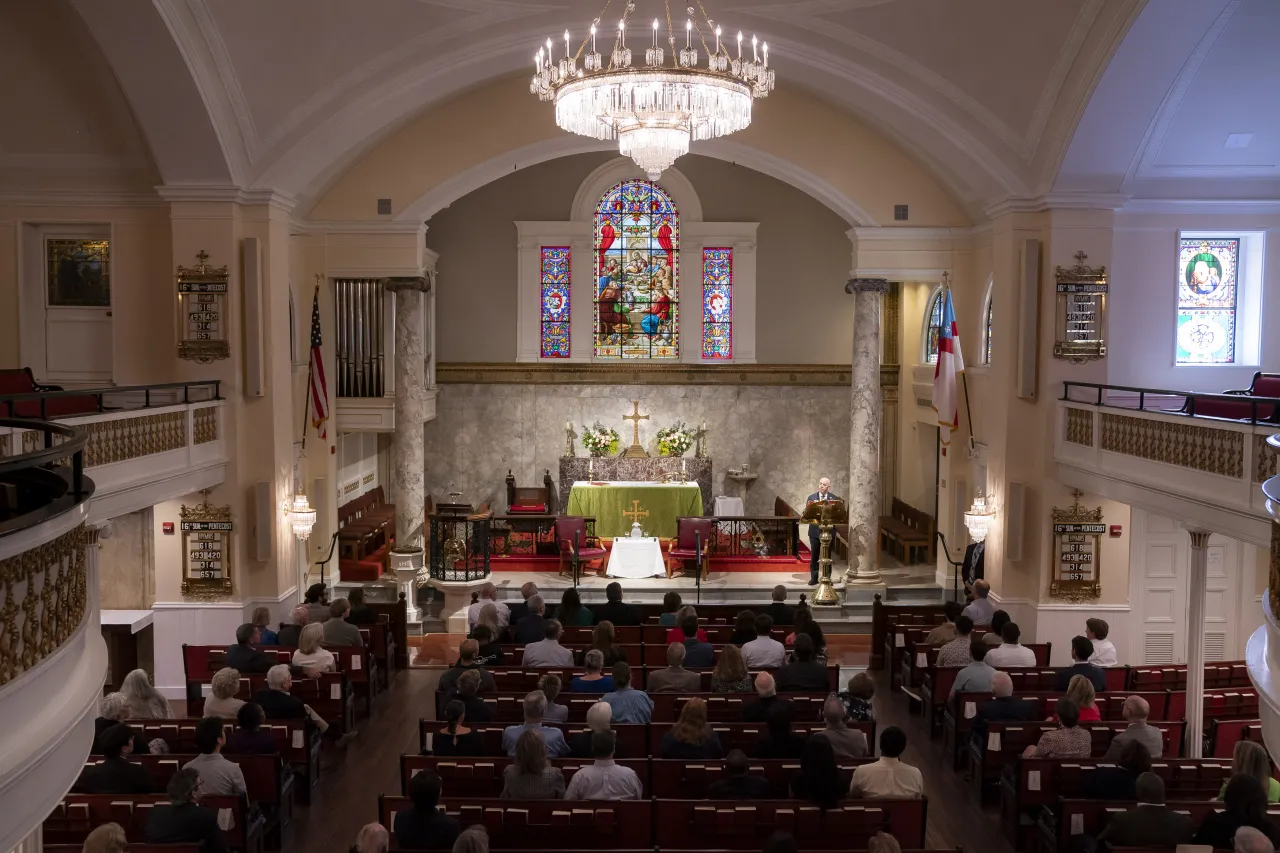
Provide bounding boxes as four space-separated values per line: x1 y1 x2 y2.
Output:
531 1 775 180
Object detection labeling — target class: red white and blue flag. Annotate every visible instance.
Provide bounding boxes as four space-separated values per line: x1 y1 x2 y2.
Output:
307 285 329 441
931 288 964 446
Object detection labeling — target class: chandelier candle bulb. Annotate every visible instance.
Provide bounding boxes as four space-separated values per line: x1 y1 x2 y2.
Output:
736 31 742 59
762 42 768 67
686 19 691 48
652 19 658 47
715 25 721 53
565 30 570 58
752 34 758 62
591 24 596 53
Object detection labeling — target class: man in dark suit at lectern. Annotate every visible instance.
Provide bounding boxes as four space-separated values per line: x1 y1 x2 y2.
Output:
804 478 840 586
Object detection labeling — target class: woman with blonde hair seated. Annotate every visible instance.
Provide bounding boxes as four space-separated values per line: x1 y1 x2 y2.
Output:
252 605 278 645
81 822 127 853
474 603 505 643
1221 740 1280 803
1049 674 1101 722
453 826 490 853
292 622 336 672
121 669 172 719
204 667 245 719
710 643 751 693
659 697 722 759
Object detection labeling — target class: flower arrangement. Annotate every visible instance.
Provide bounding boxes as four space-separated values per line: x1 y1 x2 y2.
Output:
580 421 620 457
656 421 694 457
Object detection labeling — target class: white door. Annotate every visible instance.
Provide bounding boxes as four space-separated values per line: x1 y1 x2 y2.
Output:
22 225 114 387
1131 509 1186 664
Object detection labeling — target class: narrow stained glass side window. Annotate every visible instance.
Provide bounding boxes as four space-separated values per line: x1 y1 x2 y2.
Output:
1176 237 1239 365
702 247 732 359
925 290 944 364
985 298 994 364
540 246 571 358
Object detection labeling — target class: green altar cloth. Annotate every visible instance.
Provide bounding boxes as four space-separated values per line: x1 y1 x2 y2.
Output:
565 480 703 539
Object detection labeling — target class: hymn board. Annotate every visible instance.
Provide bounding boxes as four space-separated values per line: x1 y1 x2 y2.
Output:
176 250 231 363
1049 489 1103 601
180 494 234 598
1053 250 1108 362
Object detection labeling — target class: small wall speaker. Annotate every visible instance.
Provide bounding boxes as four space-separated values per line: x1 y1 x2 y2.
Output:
242 237 265 398
251 481 271 562
1005 480 1026 562
1015 238 1040 400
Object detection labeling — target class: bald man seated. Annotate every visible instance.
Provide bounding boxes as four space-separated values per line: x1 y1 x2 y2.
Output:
1103 695 1164 759
742 672 795 723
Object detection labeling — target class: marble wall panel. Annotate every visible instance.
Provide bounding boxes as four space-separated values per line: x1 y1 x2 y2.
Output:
424 384 850 516
98 508 154 609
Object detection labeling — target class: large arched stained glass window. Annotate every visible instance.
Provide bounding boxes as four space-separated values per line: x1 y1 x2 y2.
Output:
924 289 944 364
594 180 679 359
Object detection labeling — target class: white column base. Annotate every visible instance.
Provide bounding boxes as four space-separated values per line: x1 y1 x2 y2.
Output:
428 579 490 633
389 547 424 624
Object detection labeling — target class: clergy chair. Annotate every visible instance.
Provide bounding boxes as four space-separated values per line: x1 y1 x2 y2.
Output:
505 469 554 513
555 516 605 581
668 517 713 580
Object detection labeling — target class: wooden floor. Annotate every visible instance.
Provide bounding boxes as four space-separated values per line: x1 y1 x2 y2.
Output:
275 662 1015 853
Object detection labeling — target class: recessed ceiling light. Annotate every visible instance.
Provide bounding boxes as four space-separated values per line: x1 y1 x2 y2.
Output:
1225 133 1253 149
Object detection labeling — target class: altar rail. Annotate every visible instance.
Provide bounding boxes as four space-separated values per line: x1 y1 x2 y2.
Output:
706 517 799 557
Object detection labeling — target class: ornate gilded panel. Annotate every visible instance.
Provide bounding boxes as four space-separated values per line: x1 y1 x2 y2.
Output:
83 411 187 467
1255 434 1278 484
1065 408 1094 447
1099 413 1243 479
0 523 89 686
193 407 219 445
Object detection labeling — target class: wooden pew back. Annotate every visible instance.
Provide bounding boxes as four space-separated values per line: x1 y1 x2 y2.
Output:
653 798 927 850
378 796 653 849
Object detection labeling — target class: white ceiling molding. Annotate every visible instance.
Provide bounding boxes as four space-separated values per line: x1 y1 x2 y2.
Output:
156 184 296 213
0 190 166 209
1118 198 1280 215
290 220 430 236
1021 0 1106 165
984 192 1130 219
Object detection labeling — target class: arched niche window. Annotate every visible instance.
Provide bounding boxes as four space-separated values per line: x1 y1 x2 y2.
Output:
923 288 944 364
982 279 994 365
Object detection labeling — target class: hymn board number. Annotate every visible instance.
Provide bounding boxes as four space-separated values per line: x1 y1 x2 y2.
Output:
180 493 234 598
1049 489 1103 601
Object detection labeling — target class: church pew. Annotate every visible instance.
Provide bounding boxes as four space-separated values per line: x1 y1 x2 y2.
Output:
924 664 1126 735
1035 798 1280 853
497 643 644 666
649 721 875 757
187 671 355 734
910 642 1051 695
871 594 949 670
640 624 785 645
560 625 643 644
358 619 397 690
45 847 200 853
653 798 927 850
650 692 832 722
879 497 935 565
182 643 376 720
436 691 607 722
400 755 649 797
378 796 654 849
629 604 779 622
43 794 262 853
366 594 409 669
484 667 838 692
417 720 649 757
648 757 874 798
892 626 989 689
1207 717 1262 757
1126 661 1250 690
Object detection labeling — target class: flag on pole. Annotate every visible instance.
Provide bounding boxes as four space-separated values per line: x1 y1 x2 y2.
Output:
931 288 965 446
307 286 329 441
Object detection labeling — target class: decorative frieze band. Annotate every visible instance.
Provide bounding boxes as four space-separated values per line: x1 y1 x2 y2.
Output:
1099 412 1243 479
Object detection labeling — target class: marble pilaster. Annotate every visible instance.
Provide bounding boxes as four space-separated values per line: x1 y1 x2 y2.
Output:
845 278 889 585
383 276 431 620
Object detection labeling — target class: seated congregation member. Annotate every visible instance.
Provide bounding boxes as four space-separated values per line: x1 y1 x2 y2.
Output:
183 716 246 796
666 606 709 644
935 615 976 667
1051 674 1101 722
93 692 149 755
1055 636 1107 692
1081 738 1151 799
351 823 390 853
764 832 797 853
1103 694 1163 759
1222 740 1280 803
1096 772 1194 849
763 585 796 626
658 591 683 626
924 601 963 645
225 703 277 754
588 620 626 666
346 586 378 625
521 619 574 668
570 701 615 758
205 667 246 720
564 731 643 800
594 582 640 626
501 690 569 757
660 697 723 759
439 640 496 696
276 605 309 647
253 664 356 745
512 595 549 645
1235 826 1278 853
251 606 278 645
501 729 565 799
74 723 154 794
473 604 506 645
972 672 1035 739
571 650 616 692
554 587 594 627
791 736 843 810
743 672 794 722
848 726 923 798
455 670 495 723
814 695 868 759
453 826 489 853
293 622 337 672
784 608 826 662
961 579 994 625
506 581 538 624
539 674 569 723
81 823 127 853
709 748 773 799
728 610 758 647
304 582 331 624
836 672 876 722
1022 698 1090 758
227 623 289 675
678 613 715 667
145 767 227 853
602 662 653 723
985 621 1036 667
867 833 903 853
757 704 807 759
1195 774 1280 850
1085 617 1117 667
648 642 702 693
467 582 510 629
983 610 1010 647
712 642 753 693
741 614 786 669
949 638 996 697
122 668 173 719
469 624 504 665
323 598 365 647
774 634 828 692
435 700 484 756
395 768 462 851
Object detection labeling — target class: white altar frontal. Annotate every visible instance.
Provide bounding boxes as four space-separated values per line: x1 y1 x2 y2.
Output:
606 537 666 579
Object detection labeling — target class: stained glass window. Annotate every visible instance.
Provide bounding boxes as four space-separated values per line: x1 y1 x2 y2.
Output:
594 180 679 359
540 246 571 358
925 290 944 364
1176 237 1239 364
985 298 994 364
702 248 732 359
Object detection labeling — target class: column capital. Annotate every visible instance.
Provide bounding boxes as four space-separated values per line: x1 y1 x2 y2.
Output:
1188 529 1213 549
845 277 890 295
382 276 431 294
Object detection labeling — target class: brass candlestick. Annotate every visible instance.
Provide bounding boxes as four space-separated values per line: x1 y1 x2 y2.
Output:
802 499 848 606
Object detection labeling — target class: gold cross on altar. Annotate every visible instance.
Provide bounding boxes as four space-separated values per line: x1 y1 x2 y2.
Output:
621 400 651 458
622 500 649 525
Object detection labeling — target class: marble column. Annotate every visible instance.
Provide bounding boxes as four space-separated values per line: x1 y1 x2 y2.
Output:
845 278 889 585
383 276 430 622
1185 528 1212 758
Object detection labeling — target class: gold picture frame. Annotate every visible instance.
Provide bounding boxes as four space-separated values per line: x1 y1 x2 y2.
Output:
176 250 230 363
1053 250 1108 363
1050 489 1103 601
180 495 233 599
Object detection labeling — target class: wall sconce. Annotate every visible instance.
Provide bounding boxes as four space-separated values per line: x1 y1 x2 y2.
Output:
963 490 996 543
286 493 317 540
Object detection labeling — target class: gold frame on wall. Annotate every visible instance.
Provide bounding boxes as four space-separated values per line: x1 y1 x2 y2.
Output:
1053 251 1108 363
180 495 234 599
1050 489 1103 601
176 250 231 363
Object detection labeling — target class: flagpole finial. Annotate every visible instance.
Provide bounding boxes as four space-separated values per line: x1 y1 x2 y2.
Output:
941 270 951 289
313 273 322 290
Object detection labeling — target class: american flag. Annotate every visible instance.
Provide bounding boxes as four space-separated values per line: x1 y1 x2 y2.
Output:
307 285 329 441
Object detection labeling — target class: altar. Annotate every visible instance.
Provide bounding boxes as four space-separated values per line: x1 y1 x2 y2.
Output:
558 456 712 515
565 480 703 539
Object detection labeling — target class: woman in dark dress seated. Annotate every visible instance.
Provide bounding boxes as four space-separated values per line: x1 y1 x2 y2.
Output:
728 610 758 647
659 698 723 760
224 703 278 754
791 736 843 809
434 700 484 756
469 624 505 665
757 705 806 759
1193 774 1280 850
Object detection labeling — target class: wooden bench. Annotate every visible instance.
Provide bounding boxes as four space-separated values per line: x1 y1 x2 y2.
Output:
639 624 784 645
648 757 874 798
870 596 949 671
417 721 649 758
505 468 555 513
182 643 366 725
0 367 100 418
649 721 875 757
45 846 201 853
915 646 1053 733
1127 661 1250 690
878 498 934 565
653 798 927 850
367 593 409 669
358 619 397 690
482 666 839 692
184 669 354 735
892 625 990 690
1036 797 1280 853
400 755 649 797
378 796 653 849
43 794 263 853
1207 716 1263 758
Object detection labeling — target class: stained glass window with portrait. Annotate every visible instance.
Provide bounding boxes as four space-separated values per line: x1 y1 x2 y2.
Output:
46 239 110 307
594 180 679 359
540 246 571 358
925 290 944 364
1177 237 1239 364
702 248 732 359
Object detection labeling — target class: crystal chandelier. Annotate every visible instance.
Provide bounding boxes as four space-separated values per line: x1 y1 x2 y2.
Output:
963 491 996 544
286 493 317 540
531 1 775 180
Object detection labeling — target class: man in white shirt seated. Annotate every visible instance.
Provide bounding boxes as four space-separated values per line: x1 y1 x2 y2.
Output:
467 582 510 629
1086 618 1118 667
848 726 923 798
961 579 994 626
741 614 786 669
985 621 1036 667
564 730 643 800
520 619 575 668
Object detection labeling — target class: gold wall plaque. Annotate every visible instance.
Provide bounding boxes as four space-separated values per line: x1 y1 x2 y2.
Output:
176 250 230 363
1053 251 1108 362
180 495 233 598
1050 489 1103 601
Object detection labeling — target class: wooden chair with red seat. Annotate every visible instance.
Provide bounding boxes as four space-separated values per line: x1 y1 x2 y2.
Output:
668 516 712 580
555 516 605 580
506 469 555 513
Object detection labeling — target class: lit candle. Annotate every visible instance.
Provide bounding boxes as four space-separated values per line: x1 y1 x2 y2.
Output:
564 30 570 59
737 31 742 60
752 34 758 62
686 19 691 49
715 25 721 53
652 18 658 48
590 24 596 53
763 42 769 67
